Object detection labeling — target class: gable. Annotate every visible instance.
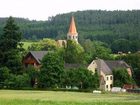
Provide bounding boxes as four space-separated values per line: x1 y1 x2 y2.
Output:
23 53 39 65
23 51 48 64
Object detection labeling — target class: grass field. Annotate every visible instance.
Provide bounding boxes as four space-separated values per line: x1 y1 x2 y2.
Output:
0 90 140 105
22 41 35 49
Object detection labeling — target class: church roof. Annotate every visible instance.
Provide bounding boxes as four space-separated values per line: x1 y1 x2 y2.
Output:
67 16 78 36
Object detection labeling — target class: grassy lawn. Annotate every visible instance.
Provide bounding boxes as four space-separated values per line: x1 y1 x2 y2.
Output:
22 41 35 50
0 90 140 105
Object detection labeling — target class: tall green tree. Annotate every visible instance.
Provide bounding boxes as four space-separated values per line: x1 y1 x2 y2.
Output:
120 53 140 86
113 68 134 87
65 40 85 64
0 16 23 74
39 52 64 88
81 40 112 63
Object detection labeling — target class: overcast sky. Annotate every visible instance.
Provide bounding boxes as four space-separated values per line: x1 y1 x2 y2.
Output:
0 0 140 20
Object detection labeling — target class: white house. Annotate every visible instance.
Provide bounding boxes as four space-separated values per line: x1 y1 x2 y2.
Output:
88 59 132 91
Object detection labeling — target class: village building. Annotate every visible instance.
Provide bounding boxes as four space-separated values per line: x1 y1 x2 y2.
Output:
22 51 48 68
57 16 78 47
67 16 78 43
88 59 132 91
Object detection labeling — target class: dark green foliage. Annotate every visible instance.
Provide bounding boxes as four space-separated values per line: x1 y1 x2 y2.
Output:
111 39 131 53
120 53 140 86
39 52 64 88
25 66 39 87
65 40 85 64
1 10 140 52
113 68 133 87
0 16 23 74
81 39 112 63
0 67 10 87
0 16 22 51
4 73 30 88
63 68 99 89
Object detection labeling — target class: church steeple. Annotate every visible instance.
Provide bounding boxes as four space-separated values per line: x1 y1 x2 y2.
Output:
67 16 78 43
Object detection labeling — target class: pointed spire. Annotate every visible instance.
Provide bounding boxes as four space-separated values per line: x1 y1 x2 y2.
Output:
68 16 78 36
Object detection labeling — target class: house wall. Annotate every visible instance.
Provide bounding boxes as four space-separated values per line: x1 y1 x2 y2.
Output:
99 71 106 91
99 73 113 91
87 60 97 74
127 68 132 77
104 75 113 91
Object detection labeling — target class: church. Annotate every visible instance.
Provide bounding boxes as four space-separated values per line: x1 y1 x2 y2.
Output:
56 16 78 47
22 16 79 68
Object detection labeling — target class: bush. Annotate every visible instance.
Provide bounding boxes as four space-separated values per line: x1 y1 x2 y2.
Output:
4 73 30 88
113 68 134 87
0 67 10 88
62 68 99 89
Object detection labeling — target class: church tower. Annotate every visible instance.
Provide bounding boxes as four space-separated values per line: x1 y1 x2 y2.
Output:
67 16 78 43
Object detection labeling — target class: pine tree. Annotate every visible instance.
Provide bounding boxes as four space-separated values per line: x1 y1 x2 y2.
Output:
0 16 23 74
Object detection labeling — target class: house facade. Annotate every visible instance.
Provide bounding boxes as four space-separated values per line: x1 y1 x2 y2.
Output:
88 59 132 91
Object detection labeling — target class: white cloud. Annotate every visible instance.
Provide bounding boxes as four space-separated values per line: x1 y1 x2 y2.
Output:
0 0 139 20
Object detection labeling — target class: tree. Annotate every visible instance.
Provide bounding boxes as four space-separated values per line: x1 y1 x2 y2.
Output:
25 66 39 87
63 68 99 89
81 39 96 63
81 40 112 63
120 53 140 86
38 52 64 88
0 16 23 74
29 38 58 51
93 41 112 60
111 39 131 53
113 68 133 87
65 40 85 64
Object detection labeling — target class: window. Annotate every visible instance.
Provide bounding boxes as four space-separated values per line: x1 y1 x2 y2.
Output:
95 69 97 73
106 77 108 80
106 85 108 88
110 84 112 88
110 76 112 80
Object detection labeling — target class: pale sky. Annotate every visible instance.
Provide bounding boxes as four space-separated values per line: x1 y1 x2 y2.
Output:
0 0 140 20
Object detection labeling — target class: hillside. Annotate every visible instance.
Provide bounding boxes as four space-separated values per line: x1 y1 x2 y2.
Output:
0 10 140 52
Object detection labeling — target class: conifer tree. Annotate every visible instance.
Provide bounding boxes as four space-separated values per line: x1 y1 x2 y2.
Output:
0 16 23 74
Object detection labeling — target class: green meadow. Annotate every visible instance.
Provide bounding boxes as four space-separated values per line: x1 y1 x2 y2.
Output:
22 41 34 50
0 90 140 105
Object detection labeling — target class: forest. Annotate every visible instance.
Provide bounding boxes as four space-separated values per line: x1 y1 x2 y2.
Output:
0 10 140 53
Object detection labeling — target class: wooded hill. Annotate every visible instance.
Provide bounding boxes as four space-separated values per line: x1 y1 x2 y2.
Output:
0 10 140 52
